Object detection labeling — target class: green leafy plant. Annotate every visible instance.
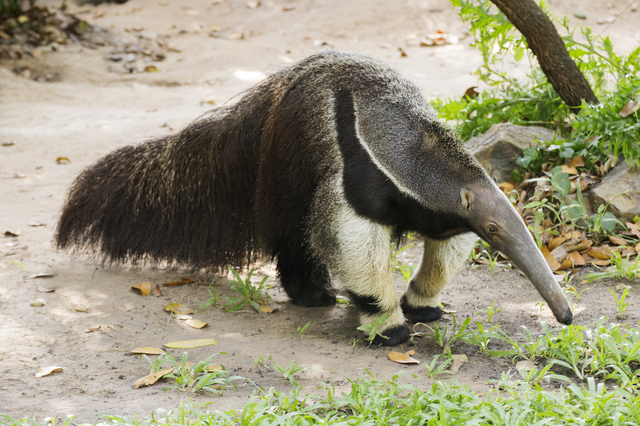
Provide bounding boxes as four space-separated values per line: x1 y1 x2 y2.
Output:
254 354 272 369
142 352 241 394
197 286 222 311
390 240 415 282
356 314 391 344
273 361 309 387
608 286 631 318
297 322 313 338
582 252 640 283
224 266 271 313
436 0 640 169
423 354 453 379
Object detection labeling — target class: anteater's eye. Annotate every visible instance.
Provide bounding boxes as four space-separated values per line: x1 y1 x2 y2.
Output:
488 224 498 234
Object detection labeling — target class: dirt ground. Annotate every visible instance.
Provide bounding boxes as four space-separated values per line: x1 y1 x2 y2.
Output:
1 0 639 423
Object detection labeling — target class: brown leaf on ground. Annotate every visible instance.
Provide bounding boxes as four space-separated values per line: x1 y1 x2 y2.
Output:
557 257 573 270
205 364 224 372
564 230 582 239
450 354 468 374
498 182 514 194
589 251 610 260
4 230 20 237
132 281 151 297
260 305 276 313
163 276 199 286
566 240 592 253
463 86 479 100
568 156 585 169
164 303 195 315
636 242 640 254
164 339 217 348
561 165 578 175
550 245 568 263
619 100 639 118
609 236 627 246
627 222 640 239
548 236 567 252
567 251 585 266
388 351 420 364
35 366 63 378
131 347 165 355
56 157 70 164
541 245 561 270
185 319 209 329
133 367 173 389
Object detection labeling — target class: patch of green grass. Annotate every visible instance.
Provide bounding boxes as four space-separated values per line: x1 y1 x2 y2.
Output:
273 361 309 387
224 266 271 313
297 322 313 338
141 351 241 394
582 252 640 283
356 314 391 344
436 0 640 169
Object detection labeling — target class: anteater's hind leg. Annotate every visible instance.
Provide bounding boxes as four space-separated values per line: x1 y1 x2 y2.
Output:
276 245 336 307
400 233 477 323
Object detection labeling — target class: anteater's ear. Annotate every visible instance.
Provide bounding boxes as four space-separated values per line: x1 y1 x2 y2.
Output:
460 188 474 211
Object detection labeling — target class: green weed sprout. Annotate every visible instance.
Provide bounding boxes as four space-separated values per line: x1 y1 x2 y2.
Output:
224 266 271 313
274 361 309 387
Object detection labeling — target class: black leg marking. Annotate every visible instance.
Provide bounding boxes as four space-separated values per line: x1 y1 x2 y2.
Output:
371 324 411 346
400 296 443 323
276 249 336 307
346 291 383 315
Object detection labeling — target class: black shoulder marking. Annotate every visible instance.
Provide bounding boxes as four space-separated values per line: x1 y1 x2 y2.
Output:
334 90 471 239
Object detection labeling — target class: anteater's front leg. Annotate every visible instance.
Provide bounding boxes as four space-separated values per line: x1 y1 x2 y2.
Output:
400 233 477 323
331 207 409 346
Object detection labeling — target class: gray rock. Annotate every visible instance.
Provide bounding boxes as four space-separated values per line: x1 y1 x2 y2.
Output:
466 123 556 182
588 162 640 221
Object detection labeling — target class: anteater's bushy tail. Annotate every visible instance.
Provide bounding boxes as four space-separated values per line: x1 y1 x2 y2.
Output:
55 75 280 270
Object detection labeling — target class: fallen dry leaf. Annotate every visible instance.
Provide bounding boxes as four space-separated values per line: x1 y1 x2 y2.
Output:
72 303 90 312
85 325 103 332
589 251 611 260
564 230 582 239
56 157 70 164
626 222 640 239
558 257 573 270
174 314 192 320
165 303 195 315
36 286 55 293
131 347 165 355
463 86 479 100
144 65 159 73
541 245 561 270
388 351 420 365
132 281 151 297
550 245 568 263
568 156 585 169
133 367 173 389
4 230 20 237
619 100 639 118
498 182 514 194
636 242 640 254
163 276 199 286
260 305 276 313
151 284 162 297
450 354 468 374
30 299 46 307
205 364 224 372
406 350 415 356
561 165 578 175
609 236 627 246
516 360 536 371
567 251 586 266
35 366 63 378
548 236 567 252
186 319 209 329
164 339 217 349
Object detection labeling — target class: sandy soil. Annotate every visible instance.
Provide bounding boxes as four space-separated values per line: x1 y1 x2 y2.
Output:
1 0 639 422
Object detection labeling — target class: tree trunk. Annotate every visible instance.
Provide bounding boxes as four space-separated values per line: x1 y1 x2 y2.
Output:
489 0 599 110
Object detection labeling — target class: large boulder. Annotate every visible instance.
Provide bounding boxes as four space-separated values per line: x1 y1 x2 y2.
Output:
589 162 640 222
465 123 556 182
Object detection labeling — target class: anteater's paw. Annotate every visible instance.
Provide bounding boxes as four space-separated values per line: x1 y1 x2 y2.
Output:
371 323 411 346
400 296 443 323
292 288 336 307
